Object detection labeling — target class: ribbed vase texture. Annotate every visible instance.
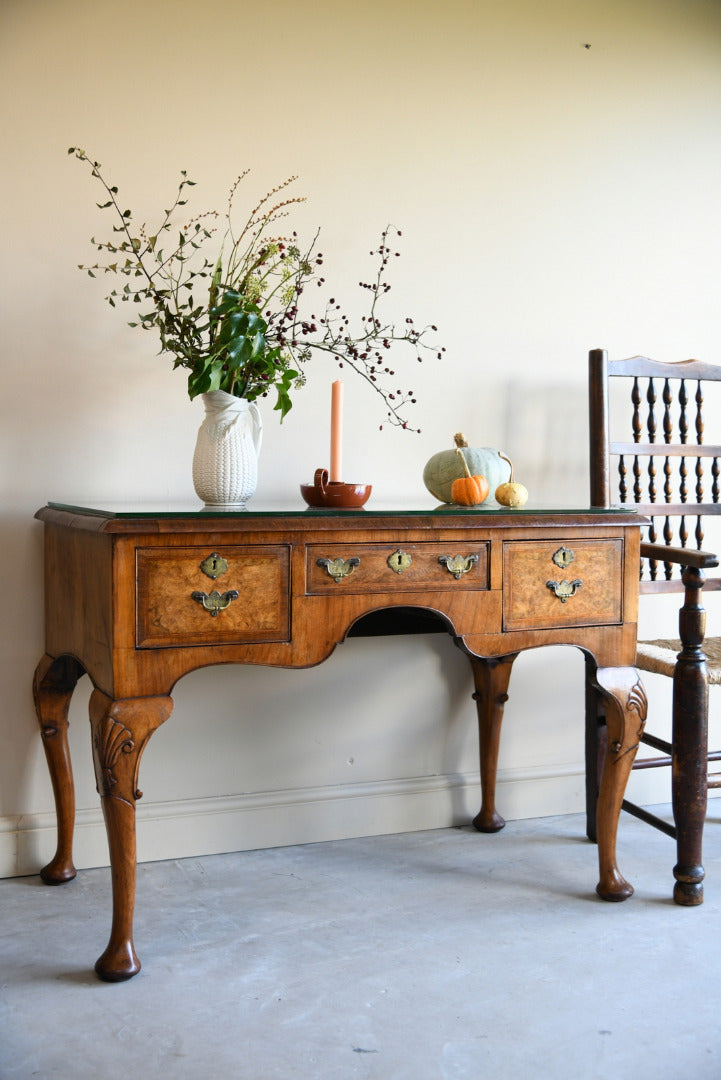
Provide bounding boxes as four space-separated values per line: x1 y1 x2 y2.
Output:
192 391 263 508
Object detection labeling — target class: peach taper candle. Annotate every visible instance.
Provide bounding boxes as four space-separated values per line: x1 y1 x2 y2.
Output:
330 380 343 482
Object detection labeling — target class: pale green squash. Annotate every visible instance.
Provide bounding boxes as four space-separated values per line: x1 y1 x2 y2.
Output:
423 433 511 506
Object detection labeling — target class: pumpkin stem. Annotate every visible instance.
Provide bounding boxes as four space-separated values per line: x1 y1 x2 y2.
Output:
498 450 515 482
453 433 469 448
455 446 473 478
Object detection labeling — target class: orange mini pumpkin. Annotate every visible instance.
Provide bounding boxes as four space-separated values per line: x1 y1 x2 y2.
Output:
450 448 489 506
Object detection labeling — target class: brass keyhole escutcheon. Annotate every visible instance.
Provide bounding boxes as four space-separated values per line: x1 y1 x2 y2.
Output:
200 552 229 580
552 547 575 570
388 549 412 574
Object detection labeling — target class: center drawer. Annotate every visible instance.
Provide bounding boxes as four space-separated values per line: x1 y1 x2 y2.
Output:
306 541 489 594
136 544 290 648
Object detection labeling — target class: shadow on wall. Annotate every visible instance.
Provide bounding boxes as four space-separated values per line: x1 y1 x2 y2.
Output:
497 379 588 506
0 515 46 818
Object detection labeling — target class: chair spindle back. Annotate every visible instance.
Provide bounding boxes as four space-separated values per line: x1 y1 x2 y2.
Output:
589 348 721 594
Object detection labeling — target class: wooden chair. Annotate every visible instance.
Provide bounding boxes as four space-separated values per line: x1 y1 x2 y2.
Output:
586 348 721 905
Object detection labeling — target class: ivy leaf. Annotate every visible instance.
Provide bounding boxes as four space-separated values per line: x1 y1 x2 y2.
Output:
226 335 253 365
251 330 266 358
188 360 221 399
274 384 293 420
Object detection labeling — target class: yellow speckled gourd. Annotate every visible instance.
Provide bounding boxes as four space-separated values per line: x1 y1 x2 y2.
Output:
495 451 529 507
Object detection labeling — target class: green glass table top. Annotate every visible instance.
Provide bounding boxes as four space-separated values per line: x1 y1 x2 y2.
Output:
46 500 638 519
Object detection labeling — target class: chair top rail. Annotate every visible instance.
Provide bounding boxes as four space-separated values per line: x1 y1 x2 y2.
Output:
608 356 721 381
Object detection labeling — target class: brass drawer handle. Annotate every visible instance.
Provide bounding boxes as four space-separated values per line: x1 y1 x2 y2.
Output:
438 554 479 580
316 556 361 583
546 578 583 603
191 589 240 616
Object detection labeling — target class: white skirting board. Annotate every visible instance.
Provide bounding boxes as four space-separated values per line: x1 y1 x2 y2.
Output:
0 760 679 879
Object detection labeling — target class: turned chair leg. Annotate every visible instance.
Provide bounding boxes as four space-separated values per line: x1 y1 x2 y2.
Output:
584 654 607 844
671 565 709 906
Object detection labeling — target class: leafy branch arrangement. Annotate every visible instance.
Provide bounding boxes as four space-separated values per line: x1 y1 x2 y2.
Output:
69 148 444 428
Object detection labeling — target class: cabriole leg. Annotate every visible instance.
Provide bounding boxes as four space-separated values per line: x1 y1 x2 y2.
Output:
33 654 85 884
593 667 647 901
89 689 173 982
468 654 519 833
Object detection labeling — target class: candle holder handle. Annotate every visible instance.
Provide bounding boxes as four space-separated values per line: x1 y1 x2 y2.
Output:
314 468 329 496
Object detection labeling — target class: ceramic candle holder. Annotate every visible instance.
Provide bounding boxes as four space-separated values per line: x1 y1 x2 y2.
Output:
300 468 372 509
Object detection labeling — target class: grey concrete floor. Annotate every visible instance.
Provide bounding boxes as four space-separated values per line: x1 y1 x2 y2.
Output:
1 808 720 1080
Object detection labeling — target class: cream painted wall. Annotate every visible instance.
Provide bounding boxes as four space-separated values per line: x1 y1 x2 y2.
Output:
2 0 721 876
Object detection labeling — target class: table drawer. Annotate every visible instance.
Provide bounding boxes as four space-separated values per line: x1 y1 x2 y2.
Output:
136 545 290 647
503 539 623 631
306 541 489 594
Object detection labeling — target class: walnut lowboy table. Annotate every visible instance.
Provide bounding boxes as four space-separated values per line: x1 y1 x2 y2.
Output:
34 502 647 982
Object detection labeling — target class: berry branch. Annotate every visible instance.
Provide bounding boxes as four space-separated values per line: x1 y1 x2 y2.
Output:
69 148 444 429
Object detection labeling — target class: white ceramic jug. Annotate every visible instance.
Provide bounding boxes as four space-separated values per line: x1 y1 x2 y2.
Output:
192 390 263 509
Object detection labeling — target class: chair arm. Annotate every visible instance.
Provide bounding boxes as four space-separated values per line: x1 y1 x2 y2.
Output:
640 542 719 570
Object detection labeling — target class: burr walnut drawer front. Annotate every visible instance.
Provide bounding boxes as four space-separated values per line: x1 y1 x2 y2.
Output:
502 539 623 631
135 545 291 648
306 541 490 594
